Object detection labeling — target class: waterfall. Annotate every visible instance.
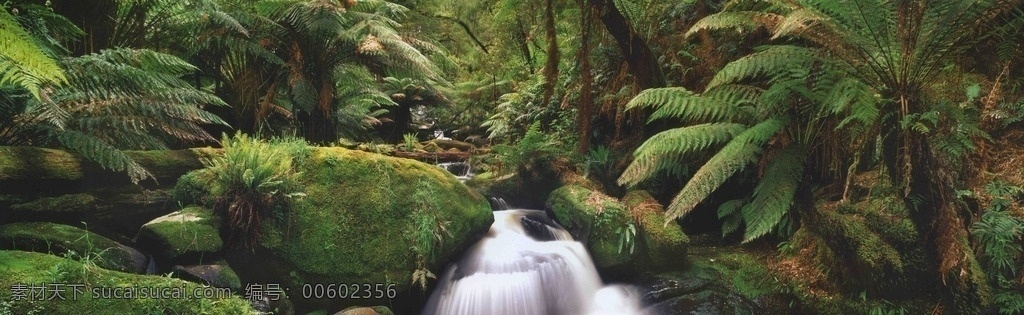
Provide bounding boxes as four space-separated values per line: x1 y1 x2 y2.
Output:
437 162 473 181
423 210 647 315
489 197 511 210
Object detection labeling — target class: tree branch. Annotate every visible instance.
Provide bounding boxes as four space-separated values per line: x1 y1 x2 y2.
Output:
431 14 490 54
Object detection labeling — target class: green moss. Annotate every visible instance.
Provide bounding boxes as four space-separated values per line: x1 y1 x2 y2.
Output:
139 206 223 260
0 147 85 182
0 250 256 314
172 170 214 207
547 185 632 267
9 193 98 214
257 147 492 297
0 222 141 273
623 191 689 268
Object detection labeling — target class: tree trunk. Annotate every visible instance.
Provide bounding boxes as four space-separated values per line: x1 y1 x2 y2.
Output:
880 97 990 313
586 0 665 90
577 0 593 154
541 0 560 106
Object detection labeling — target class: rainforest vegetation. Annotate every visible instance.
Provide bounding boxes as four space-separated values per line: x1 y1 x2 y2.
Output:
1 0 1024 314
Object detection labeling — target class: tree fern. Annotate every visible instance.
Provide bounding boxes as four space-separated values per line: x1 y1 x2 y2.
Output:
741 145 806 242
662 118 785 221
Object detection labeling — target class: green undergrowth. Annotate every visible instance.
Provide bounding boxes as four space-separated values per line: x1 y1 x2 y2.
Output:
0 250 256 314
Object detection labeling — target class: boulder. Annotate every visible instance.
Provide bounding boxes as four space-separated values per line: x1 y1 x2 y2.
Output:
622 190 689 268
0 250 256 314
335 306 394 315
137 206 223 263
0 222 147 273
210 147 493 312
546 185 633 268
171 263 241 290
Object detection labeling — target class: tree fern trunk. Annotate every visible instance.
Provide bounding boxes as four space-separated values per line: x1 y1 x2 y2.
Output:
905 135 990 313
298 109 337 144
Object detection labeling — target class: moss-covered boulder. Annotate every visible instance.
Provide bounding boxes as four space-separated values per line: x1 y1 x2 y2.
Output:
0 250 256 314
622 191 689 268
0 222 147 273
796 198 930 297
171 263 241 290
213 147 492 312
137 206 223 263
335 306 394 315
547 185 633 268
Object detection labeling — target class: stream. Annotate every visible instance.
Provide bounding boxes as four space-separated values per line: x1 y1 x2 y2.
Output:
422 207 646 315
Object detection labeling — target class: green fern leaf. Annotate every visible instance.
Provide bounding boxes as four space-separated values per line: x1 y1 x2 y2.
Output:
619 123 747 187
741 145 806 243
707 45 816 89
0 7 66 98
664 118 786 221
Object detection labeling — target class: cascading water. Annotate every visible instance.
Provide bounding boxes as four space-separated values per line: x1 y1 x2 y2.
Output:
437 162 473 181
489 197 511 211
423 209 647 315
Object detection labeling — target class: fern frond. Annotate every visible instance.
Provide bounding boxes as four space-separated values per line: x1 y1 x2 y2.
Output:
55 130 151 182
684 11 781 39
619 123 747 187
718 199 746 236
707 45 816 89
741 145 806 243
0 7 66 98
664 118 786 221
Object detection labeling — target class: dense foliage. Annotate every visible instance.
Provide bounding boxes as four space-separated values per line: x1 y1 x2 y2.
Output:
1 0 1023 313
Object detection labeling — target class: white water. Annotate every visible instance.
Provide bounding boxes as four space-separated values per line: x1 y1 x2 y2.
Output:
437 162 473 181
423 210 647 315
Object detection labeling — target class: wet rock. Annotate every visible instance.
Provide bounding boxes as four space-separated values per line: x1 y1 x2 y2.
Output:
171 263 241 290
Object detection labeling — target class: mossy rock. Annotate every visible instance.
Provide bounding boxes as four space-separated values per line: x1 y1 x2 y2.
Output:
137 206 223 262
800 199 932 297
546 185 633 268
172 170 214 207
228 147 492 312
0 222 147 273
0 250 256 314
171 263 241 291
622 191 689 269
335 306 394 315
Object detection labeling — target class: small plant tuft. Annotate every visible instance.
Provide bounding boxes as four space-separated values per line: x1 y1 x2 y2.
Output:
205 132 302 247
